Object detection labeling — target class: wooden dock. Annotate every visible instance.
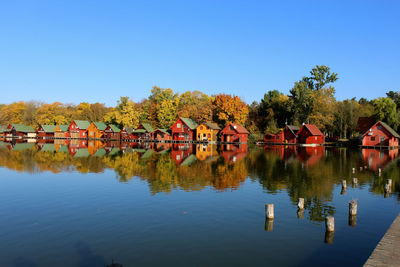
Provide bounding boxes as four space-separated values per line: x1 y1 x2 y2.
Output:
364 213 400 266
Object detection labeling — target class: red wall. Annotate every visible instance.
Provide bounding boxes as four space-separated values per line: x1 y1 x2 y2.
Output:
68 122 87 139
362 124 399 147
297 128 325 144
283 128 297 144
171 119 195 141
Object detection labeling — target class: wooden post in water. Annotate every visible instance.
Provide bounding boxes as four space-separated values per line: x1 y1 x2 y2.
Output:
297 209 304 219
352 178 358 188
324 231 334 244
341 180 347 195
265 204 274 219
325 216 335 232
349 215 357 227
352 167 355 174
387 179 392 187
360 166 363 171
265 218 274 231
297 198 304 210
349 200 357 216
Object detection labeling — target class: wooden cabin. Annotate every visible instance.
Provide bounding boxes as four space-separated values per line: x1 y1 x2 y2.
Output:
54 125 69 138
5 124 36 138
120 128 130 140
361 121 399 148
264 132 284 144
170 118 198 141
264 125 299 144
153 129 172 141
68 120 91 139
132 123 154 140
283 125 299 144
87 122 107 139
297 124 325 145
37 125 56 139
220 123 249 143
196 122 220 142
103 124 121 140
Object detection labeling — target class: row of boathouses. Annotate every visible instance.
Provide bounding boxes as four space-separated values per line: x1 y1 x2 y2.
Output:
263 119 400 148
0 117 250 143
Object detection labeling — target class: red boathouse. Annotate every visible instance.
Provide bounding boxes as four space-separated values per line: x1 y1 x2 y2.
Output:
220 123 249 143
37 125 56 139
361 121 399 148
170 118 198 141
297 124 325 145
68 120 91 139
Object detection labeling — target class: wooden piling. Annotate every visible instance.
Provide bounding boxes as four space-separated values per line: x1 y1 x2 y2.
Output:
349 200 357 216
265 204 274 219
360 167 363 171
297 198 304 210
265 218 274 232
342 180 347 189
387 179 392 187
297 209 304 219
349 215 357 227
352 167 355 173
325 216 335 232
324 231 334 244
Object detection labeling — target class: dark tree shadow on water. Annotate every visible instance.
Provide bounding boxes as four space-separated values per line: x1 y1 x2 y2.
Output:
12 257 38 267
75 241 107 267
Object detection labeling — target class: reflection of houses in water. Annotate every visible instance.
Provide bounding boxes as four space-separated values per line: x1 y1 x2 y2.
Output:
67 139 87 157
196 144 218 161
263 145 324 167
361 148 399 171
87 140 105 155
170 143 194 165
220 143 248 163
297 146 324 167
150 142 172 153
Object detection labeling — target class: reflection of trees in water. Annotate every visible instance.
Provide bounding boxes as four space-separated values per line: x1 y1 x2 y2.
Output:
0 143 399 218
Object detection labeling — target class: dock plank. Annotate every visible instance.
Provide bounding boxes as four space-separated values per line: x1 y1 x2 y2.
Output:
364 213 400 266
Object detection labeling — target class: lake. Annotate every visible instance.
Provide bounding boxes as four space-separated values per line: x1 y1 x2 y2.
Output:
0 140 399 267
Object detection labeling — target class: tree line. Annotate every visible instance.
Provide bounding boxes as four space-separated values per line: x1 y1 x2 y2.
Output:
1 65 399 138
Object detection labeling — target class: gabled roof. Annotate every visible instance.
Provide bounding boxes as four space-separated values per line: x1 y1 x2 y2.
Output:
133 129 147 133
199 122 220 130
40 125 57 133
106 124 121 133
93 122 107 131
124 127 135 134
301 124 324 136
222 123 249 134
11 124 35 133
56 125 69 132
179 118 198 130
140 123 154 132
356 116 376 134
285 125 300 135
73 120 91 130
363 121 400 138
155 129 171 135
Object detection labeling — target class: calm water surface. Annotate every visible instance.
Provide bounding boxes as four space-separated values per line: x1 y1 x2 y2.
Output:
0 140 399 267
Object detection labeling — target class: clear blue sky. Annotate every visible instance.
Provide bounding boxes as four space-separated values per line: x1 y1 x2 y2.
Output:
1 0 399 106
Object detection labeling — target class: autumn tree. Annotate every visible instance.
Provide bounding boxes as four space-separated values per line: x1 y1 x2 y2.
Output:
177 91 213 123
104 97 143 128
212 94 248 126
148 86 180 128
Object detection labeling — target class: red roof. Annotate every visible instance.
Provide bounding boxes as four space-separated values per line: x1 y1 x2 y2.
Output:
222 123 249 134
302 124 324 136
356 117 376 133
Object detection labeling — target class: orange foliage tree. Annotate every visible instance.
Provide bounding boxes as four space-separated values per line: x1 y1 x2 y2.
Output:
212 94 249 126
